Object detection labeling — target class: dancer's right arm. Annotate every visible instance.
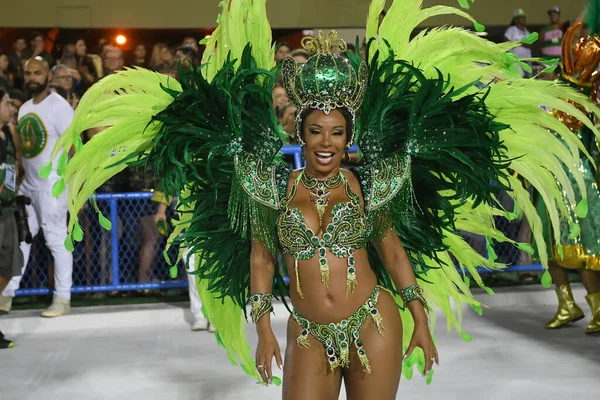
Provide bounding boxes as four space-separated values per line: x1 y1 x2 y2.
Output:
250 239 283 385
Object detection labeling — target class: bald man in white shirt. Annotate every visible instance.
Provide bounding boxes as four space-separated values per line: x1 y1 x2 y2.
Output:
0 57 74 317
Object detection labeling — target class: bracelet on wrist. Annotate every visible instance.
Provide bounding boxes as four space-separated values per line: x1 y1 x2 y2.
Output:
399 284 430 313
249 293 274 323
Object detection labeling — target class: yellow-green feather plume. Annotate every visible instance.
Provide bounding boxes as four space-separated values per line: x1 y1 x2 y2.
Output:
202 0 275 81
358 0 600 382
44 68 181 237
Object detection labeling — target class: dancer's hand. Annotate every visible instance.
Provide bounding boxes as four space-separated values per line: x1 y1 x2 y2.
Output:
404 323 439 376
255 329 283 385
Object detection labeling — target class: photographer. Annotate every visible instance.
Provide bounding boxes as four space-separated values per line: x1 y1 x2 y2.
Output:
0 88 24 349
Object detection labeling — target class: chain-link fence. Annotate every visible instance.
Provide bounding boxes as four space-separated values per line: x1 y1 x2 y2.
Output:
16 192 186 296
15 146 541 296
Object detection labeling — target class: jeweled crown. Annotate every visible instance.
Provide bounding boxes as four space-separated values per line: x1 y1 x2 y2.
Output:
281 30 368 146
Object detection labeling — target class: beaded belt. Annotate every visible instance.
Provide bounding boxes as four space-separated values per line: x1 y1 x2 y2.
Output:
292 286 386 374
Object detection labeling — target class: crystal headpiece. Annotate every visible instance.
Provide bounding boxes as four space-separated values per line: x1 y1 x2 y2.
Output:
282 30 368 147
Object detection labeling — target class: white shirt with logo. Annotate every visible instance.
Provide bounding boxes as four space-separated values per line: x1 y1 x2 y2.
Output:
18 92 74 192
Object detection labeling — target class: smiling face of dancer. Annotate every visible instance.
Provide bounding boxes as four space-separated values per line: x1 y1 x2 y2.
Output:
300 108 351 179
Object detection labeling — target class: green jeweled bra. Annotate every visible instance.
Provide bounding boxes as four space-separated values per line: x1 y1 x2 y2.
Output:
277 170 368 297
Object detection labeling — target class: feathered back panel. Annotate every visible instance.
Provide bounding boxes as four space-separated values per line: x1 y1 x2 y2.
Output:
351 0 600 380
357 50 510 268
359 0 600 271
146 48 285 309
41 68 181 246
44 0 283 385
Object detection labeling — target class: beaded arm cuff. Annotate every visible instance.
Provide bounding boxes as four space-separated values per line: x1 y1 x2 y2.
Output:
399 285 430 313
249 293 274 323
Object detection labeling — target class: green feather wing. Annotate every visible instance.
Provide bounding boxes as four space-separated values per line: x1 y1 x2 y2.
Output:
46 0 285 384
41 67 181 241
354 0 600 380
145 47 287 384
353 52 510 378
156 0 283 384
355 54 510 257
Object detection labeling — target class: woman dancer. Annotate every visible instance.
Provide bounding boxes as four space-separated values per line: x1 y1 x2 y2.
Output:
43 0 600 397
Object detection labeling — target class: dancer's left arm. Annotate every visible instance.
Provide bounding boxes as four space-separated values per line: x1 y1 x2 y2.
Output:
372 228 439 374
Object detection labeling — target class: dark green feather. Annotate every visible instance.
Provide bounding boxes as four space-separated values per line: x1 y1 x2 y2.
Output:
136 45 289 311
354 43 510 281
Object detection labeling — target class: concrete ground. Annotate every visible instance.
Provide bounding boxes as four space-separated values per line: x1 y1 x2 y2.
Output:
0 284 598 400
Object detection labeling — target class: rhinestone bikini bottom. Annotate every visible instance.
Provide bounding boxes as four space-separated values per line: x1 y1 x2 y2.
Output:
292 285 388 374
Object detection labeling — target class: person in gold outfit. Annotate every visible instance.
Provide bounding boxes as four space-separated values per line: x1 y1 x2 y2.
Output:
544 23 600 335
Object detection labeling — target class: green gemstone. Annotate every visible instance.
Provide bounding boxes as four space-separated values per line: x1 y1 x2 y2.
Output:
311 237 319 245
370 309 377 315
320 258 327 266
329 324 335 329
319 248 326 257
317 190 324 196
353 331 359 339
338 333 345 340
333 217 339 223
324 233 332 241
327 225 334 233
356 339 363 347
327 348 334 355
358 349 365 356
348 267 355 274
305 229 312 236
341 341 348 349
349 256 355 266
302 329 308 335
326 339 333 346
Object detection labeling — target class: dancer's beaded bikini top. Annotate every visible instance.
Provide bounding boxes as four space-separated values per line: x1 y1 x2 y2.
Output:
277 169 369 298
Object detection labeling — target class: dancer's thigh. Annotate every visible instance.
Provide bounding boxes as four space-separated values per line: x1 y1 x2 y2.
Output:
283 316 343 400
343 290 403 400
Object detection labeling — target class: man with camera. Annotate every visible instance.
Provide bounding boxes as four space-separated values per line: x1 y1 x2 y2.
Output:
0 88 23 348
0 57 74 318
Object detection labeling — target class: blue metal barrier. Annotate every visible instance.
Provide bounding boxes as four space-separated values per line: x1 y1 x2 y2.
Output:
17 192 188 296
16 145 541 296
